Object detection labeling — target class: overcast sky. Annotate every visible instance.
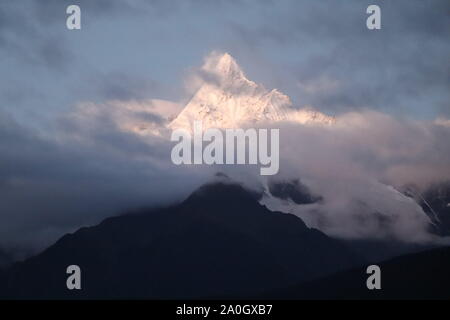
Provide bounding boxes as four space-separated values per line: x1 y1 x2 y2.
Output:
1 0 449 126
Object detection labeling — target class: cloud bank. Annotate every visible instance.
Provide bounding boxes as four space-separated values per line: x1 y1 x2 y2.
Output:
260 111 450 243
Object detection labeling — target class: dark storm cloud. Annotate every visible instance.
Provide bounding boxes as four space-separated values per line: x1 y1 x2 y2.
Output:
0 109 211 254
0 1 71 71
82 72 163 101
0 0 167 70
31 0 181 24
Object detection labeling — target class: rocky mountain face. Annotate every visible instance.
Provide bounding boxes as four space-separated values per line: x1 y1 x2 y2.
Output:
420 182 450 236
402 182 450 236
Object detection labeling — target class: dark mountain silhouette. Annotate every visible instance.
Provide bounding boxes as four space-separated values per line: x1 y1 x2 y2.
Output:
0 249 12 269
0 182 364 299
339 238 436 264
268 179 322 205
264 245 450 300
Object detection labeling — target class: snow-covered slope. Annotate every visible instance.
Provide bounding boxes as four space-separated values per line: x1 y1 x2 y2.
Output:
259 178 436 243
169 53 334 131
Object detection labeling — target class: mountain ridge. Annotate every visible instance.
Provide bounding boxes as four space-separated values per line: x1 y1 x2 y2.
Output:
169 53 334 132
0 182 364 299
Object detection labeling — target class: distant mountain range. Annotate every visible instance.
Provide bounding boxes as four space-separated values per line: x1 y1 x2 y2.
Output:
0 182 363 299
0 181 448 299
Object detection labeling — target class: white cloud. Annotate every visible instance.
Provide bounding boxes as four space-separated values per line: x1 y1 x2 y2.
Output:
259 110 450 243
435 117 450 127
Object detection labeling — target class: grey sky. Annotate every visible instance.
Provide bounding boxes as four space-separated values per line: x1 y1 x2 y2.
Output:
1 0 449 125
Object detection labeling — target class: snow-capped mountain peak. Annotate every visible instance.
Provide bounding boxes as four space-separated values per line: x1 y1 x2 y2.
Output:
169 52 334 131
203 52 246 82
